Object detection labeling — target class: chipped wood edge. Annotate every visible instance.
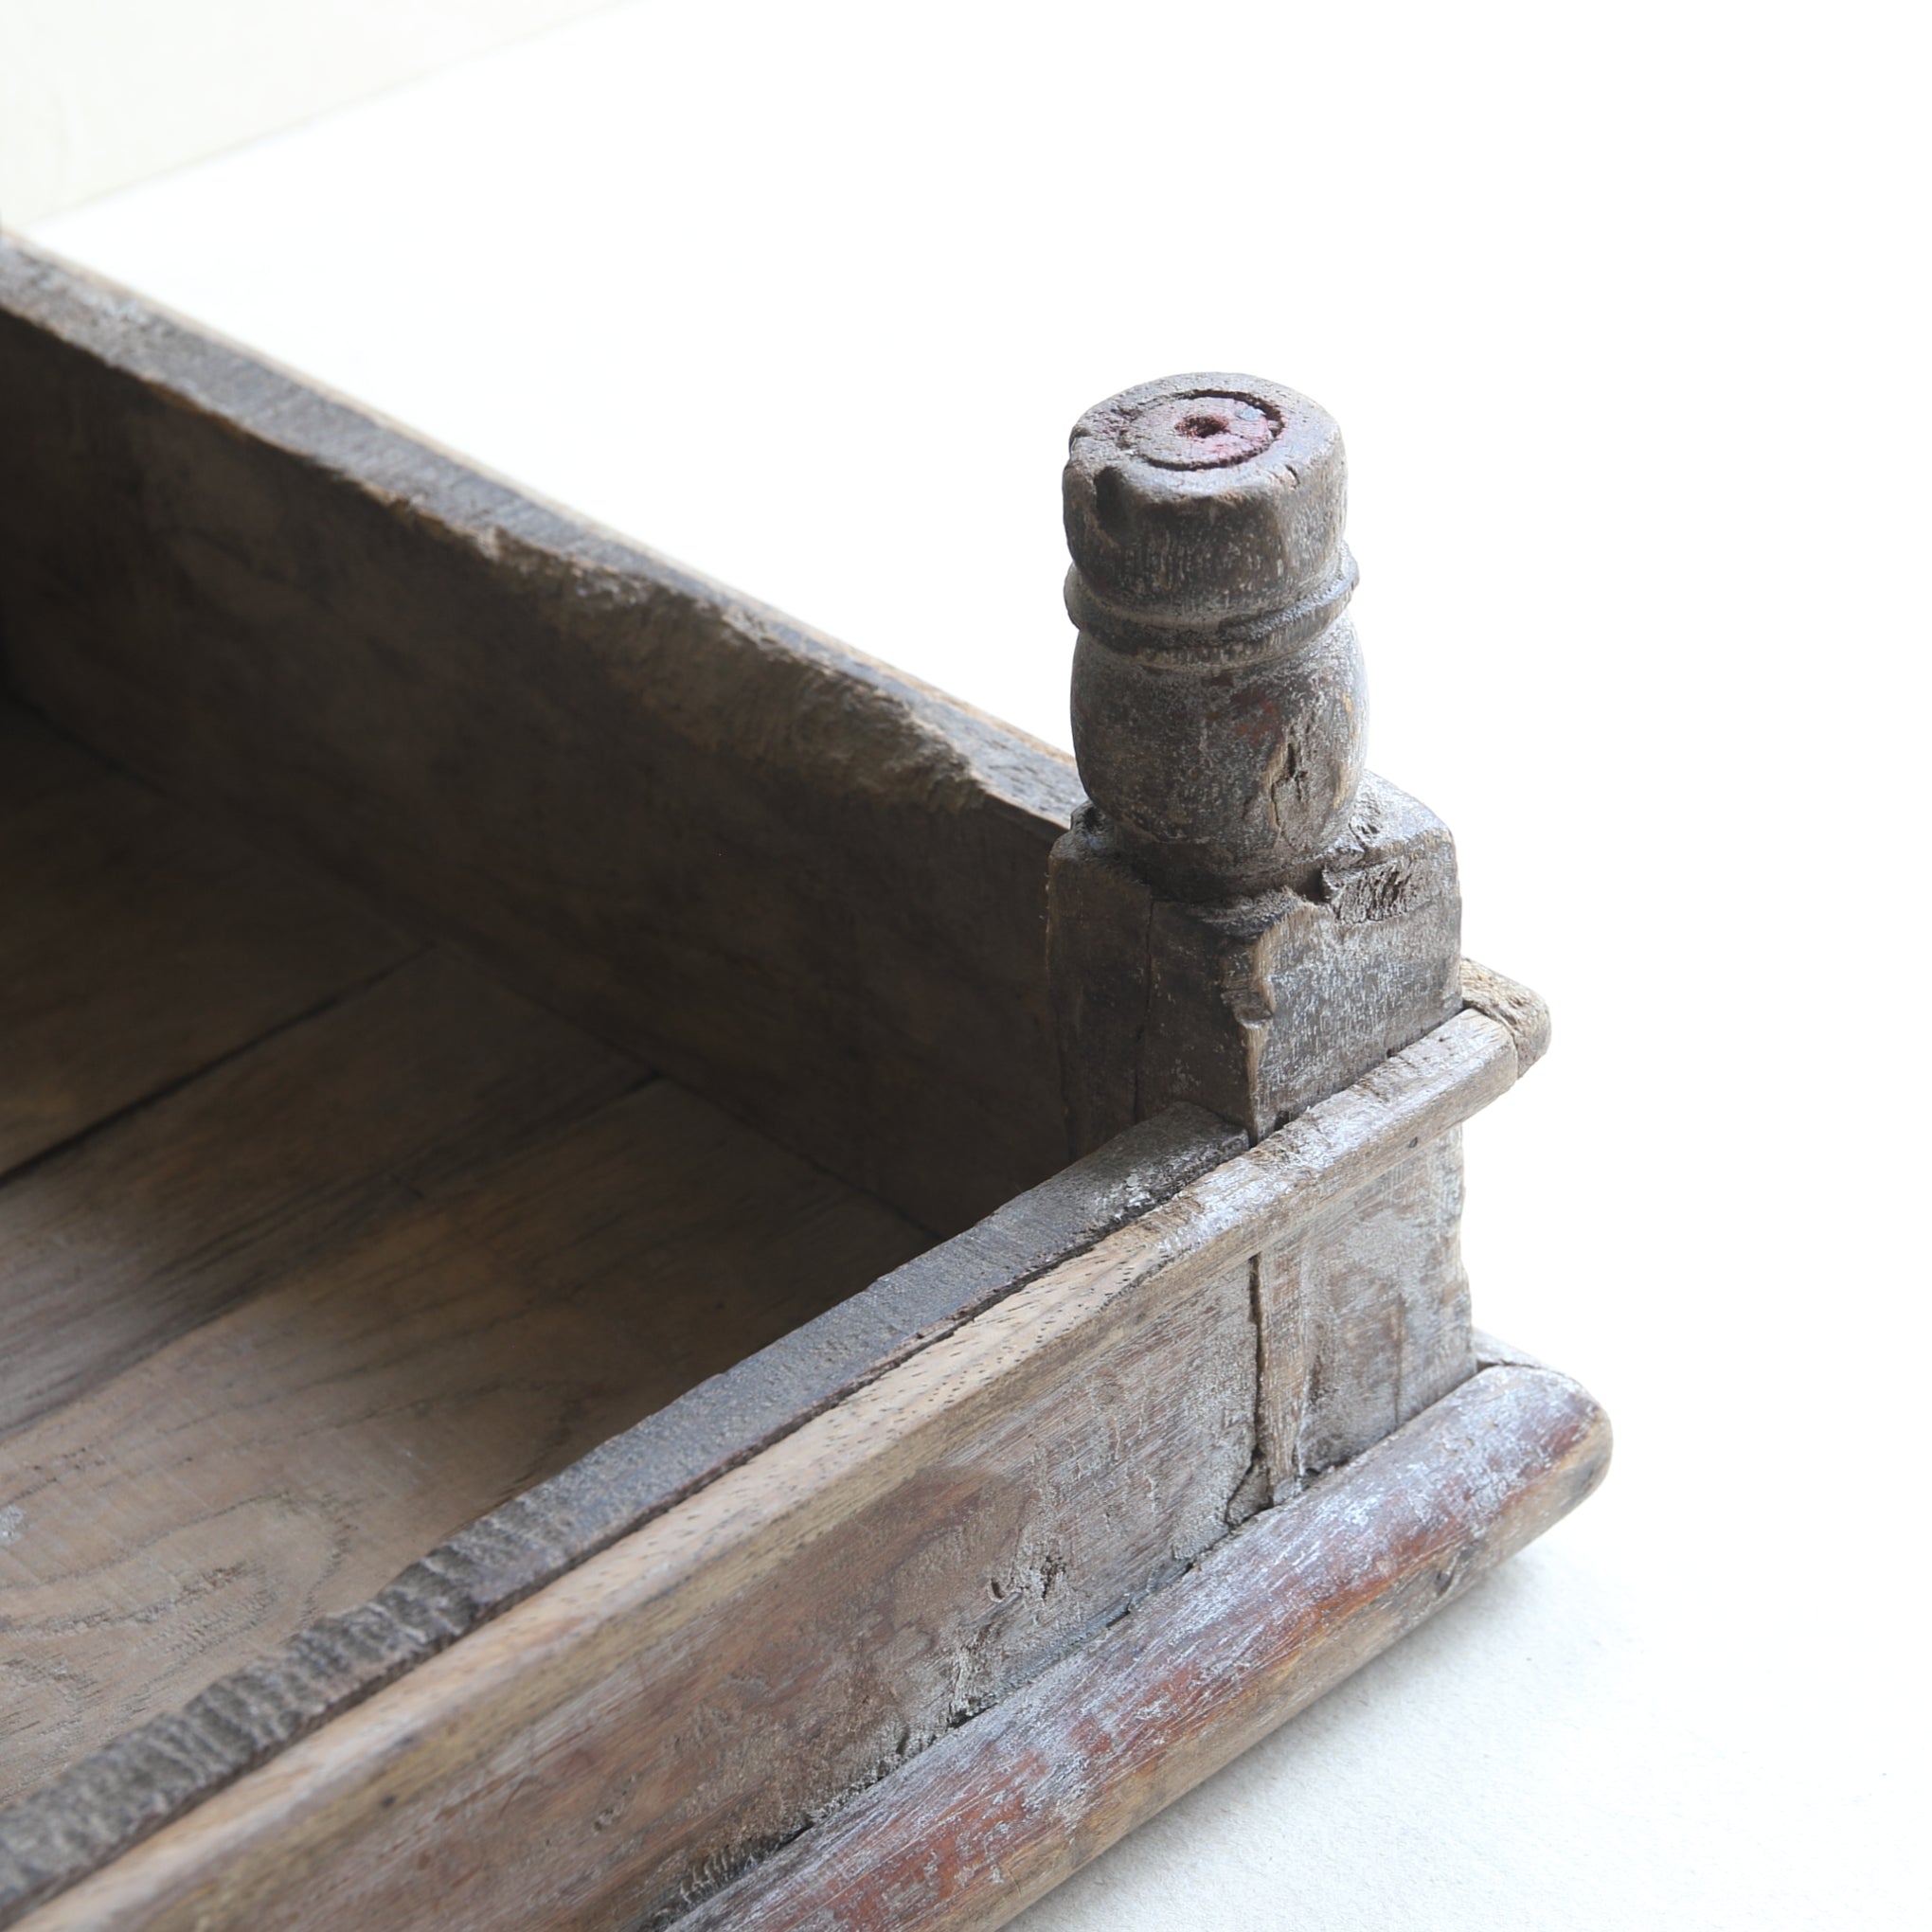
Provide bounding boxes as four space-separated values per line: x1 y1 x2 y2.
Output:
671 1361 1610 1932
0 235 1083 1236
9 1009 1523 1932
1459 958 1551 1075
0 238 1079 834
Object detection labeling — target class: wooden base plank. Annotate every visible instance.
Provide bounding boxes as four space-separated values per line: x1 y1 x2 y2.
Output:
0 1080 928 1811
0 706 415 1175
673 1361 1610 1932
0 950 642 1439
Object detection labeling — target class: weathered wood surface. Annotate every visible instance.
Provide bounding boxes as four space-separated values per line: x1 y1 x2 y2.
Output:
1059 375 1368 899
1047 376 1461 1154
1257 1132 1474 1494
0 261 1581 1930
0 1077 929 1812
4 1009 1522 1932
673 1363 1610 1932
0 950 640 1436
1460 956 1553 1073
0 703 414 1175
1049 780 1462 1150
0 1097 1230 1922
0 238 1083 1235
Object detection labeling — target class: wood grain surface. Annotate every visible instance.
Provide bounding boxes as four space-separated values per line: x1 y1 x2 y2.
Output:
1258 1132 1475 1494
1049 777 1463 1154
0 950 639 1436
0 1077 927 1811
1460 956 1553 1074
0 237 1083 1235
0 737 935 1833
4 1011 1523 1932
0 1105 1231 1923
672 1363 1611 1932
0 705 414 1176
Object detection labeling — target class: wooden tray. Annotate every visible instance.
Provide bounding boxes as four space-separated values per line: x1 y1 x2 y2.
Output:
0 237 1606 1931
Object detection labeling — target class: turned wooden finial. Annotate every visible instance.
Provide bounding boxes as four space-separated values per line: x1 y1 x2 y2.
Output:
1063 373 1366 902
1050 371 1461 1155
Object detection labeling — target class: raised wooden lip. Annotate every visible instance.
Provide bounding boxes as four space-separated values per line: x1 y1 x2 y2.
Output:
672 1356 1609 1932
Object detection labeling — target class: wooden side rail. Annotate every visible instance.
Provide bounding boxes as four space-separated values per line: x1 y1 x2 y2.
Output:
674 1360 1609 1932
10 1009 1533 1932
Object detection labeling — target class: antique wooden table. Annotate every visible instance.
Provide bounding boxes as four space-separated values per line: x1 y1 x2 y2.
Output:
0 235 1606 1931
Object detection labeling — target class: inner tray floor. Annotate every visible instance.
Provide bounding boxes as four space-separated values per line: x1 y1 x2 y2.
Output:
0 699 929 1810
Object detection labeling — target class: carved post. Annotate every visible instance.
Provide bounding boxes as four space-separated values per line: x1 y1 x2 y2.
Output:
1048 373 1463 1154
1049 373 1479 1497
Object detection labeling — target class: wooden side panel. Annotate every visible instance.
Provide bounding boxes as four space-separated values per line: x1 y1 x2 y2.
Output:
674 1364 1611 1932
1257 1130 1476 1494
424 1259 1256 1927
0 239 1083 1234
4 1011 1522 1932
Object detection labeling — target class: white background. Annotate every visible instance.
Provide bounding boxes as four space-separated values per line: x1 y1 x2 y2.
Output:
0 1 614 222
16 2 1929 1924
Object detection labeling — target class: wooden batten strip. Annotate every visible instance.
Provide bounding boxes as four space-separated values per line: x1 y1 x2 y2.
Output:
7 1009 1520 1932
673 1362 1610 1932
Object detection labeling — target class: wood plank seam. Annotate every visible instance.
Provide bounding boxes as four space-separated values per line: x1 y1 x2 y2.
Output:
0 949 426 1202
0 949 653 1440
0 721 422 1177
1221 1256 1273 1530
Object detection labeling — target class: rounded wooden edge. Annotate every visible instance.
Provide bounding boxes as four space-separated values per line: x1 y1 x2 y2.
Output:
671 1360 1610 1931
